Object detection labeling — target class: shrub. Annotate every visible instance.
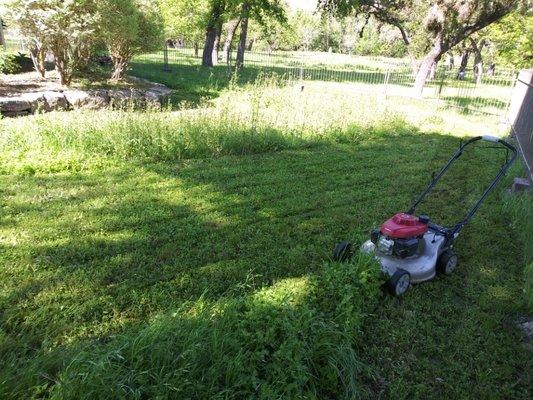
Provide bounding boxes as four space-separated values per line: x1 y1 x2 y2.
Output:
98 0 163 81
0 51 24 74
8 0 99 85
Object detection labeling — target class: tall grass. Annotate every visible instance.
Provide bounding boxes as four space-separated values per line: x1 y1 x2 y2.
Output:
504 191 533 310
0 78 408 174
0 75 500 175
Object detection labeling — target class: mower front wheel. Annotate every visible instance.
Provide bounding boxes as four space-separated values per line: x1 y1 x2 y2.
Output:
386 269 411 296
437 249 458 275
333 241 353 262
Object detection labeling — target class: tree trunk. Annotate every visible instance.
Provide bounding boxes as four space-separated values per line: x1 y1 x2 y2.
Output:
235 5 250 70
246 38 254 51
459 50 470 71
29 43 46 78
202 27 218 67
56 59 72 86
51 47 72 86
222 19 241 64
413 36 446 98
447 52 454 70
202 1 224 67
470 39 485 85
212 22 222 66
0 17 5 48
110 56 128 81
428 62 437 81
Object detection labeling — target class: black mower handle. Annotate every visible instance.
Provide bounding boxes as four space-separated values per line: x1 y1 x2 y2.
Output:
408 135 517 237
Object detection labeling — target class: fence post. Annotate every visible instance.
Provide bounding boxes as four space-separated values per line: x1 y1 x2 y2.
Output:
163 41 171 72
383 67 391 99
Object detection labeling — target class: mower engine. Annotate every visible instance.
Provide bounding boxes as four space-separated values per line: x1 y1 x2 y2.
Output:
359 212 451 296
371 213 429 258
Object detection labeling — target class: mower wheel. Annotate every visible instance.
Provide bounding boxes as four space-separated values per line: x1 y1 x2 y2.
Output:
437 250 458 275
386 269 411 296
333 241 353 262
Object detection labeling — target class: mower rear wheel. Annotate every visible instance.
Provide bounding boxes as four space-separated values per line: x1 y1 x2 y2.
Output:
333 241 353 262
386 269 411 296
437 249 458 275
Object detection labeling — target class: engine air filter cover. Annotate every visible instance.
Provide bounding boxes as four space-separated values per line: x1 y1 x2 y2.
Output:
380 213 429 239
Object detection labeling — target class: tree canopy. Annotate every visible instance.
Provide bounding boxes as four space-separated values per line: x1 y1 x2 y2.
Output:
318 0 524 95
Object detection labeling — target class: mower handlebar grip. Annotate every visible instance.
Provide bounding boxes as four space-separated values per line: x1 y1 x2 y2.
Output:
481 135 499 143
479 135 517 155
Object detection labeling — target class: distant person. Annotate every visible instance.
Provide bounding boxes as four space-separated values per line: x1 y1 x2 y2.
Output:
487 63 496 76
457 68 466 80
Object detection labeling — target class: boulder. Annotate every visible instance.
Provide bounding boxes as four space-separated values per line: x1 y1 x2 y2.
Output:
108 88 145 109
65 89 110 110
19 92 47 113
0 97 32 116
43 91 69 111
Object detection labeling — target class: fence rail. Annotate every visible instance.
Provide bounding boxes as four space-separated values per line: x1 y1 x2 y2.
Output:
135 46 517 119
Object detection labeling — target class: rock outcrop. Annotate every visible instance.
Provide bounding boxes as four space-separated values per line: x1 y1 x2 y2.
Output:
0 77 172 117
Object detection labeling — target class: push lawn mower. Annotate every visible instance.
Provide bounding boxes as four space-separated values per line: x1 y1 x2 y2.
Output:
333 136 517 296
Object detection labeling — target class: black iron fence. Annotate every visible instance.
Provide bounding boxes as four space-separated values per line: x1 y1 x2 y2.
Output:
134 46 517 118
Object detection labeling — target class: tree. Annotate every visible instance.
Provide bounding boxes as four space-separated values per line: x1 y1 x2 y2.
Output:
99 0 163 81
319 0 522 97
201 0 286 68
8 0 99 85
159 0 209 56
6 1 46 76
246 2 294 53
222 18 241 64
484 11 533 69
235 2 250 68
202 0 225 66
235 0 286 67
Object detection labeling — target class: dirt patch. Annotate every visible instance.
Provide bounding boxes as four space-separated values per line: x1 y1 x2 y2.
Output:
0 72 64 97
0 70 151 97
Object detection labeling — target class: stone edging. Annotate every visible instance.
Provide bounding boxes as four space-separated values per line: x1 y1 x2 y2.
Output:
0 76 173 117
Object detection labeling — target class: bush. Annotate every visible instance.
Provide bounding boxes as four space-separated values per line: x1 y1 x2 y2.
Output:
0 51 25 74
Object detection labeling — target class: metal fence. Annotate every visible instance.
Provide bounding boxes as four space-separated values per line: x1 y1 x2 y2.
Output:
3 36 517 122
134 46 517 120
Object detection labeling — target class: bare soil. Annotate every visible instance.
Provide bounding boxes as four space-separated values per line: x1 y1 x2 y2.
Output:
0 72 64 97
0 71 150 97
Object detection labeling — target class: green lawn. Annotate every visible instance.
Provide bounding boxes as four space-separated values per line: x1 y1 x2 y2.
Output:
0 75 530 399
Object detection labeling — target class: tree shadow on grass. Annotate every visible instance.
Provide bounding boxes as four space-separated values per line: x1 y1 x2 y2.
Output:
442 95 508 114
129 61 393 108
